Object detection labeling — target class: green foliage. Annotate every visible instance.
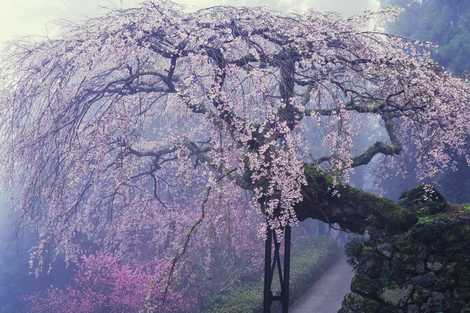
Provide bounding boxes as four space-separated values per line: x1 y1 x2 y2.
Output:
202 282 261 313
201 236 339 313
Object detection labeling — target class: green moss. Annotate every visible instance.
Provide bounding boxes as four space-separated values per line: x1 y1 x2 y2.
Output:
464 204 470 213
417 213 449 225
399 185 448 216
345 187 417 234
303 165 334 190
303 164 417 234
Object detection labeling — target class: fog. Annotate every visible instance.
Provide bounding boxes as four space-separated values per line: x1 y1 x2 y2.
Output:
0 0 379 44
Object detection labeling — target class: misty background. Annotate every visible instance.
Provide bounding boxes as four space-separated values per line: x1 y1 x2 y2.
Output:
0 0 379 44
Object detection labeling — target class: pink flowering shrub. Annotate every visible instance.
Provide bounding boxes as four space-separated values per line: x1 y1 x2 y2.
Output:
26 254 190 313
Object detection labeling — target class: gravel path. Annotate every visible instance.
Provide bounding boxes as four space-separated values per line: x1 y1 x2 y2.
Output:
290 254 353 313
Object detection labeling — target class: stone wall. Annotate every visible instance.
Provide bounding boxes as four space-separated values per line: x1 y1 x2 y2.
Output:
339 186 470 313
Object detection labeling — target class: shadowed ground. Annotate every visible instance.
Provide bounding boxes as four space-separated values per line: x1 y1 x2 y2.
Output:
290 253 353 313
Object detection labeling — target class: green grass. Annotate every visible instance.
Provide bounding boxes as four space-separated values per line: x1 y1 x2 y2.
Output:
202 236 340 313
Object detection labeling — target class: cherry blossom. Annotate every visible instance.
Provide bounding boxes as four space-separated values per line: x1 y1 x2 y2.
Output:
0 2 468 304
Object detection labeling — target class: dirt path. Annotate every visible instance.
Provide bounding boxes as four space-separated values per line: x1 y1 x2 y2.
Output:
290 254 353 313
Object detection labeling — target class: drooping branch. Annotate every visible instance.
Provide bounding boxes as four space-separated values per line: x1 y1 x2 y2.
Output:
314 113 402 168
351 141 401 167
350 116 402 167
1 2 468 274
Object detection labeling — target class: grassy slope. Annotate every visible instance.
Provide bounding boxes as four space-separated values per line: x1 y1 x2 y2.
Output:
202 235 341 313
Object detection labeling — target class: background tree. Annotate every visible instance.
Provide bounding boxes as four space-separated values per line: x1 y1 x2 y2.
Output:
27 254 191 313
382 0 470 74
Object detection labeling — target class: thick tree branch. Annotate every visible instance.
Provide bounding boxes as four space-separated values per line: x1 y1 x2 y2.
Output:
351 140 402 167
294 165 417 234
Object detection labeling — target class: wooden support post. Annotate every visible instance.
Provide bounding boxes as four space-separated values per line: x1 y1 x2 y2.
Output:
263 226 291 313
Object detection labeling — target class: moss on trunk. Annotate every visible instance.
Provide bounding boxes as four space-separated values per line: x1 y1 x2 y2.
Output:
296 165 417 234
